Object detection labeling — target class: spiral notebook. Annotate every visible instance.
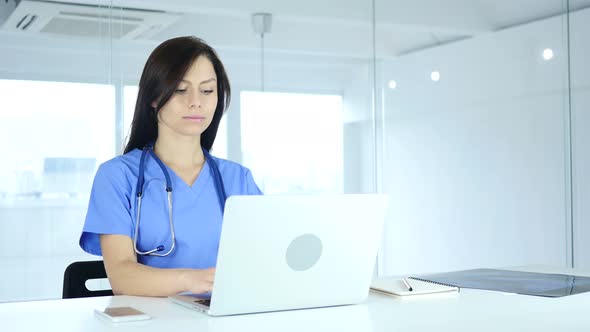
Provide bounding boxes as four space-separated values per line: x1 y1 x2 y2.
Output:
371 277 459 297
411 268 590 297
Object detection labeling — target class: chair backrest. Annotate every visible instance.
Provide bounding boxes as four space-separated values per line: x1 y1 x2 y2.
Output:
62 260 113 299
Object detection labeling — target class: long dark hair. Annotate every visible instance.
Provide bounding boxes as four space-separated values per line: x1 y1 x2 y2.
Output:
124 36 231 154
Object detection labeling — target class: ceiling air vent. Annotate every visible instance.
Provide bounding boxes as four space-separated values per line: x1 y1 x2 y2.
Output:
1 0 181 40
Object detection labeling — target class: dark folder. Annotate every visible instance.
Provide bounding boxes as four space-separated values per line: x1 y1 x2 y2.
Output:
412 268 590 297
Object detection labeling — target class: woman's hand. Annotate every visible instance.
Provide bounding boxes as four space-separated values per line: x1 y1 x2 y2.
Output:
181 268 216 294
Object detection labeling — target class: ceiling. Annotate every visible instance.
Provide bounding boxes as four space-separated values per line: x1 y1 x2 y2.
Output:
6 0 590 58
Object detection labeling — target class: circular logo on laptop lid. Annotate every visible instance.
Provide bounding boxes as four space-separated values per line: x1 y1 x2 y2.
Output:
285 233 323 271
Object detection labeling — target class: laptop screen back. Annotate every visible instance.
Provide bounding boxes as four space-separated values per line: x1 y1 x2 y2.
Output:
208 194 388 316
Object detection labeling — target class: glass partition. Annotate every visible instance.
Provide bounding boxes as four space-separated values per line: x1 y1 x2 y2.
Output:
0 2 123 301
569 1 590 269
0 0 375 302
375 0 574 275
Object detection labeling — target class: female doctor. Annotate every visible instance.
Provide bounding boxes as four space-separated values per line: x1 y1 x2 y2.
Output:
79 36 262 296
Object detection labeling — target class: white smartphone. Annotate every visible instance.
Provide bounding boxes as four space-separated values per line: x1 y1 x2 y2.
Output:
94 306 151 323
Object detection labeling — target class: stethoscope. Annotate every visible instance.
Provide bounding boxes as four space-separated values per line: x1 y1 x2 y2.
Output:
133 144 227 257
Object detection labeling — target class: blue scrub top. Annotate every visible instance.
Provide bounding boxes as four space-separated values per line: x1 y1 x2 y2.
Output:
79 148 262 269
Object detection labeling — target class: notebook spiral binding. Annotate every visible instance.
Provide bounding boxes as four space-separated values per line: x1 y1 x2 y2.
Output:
408 276 458 289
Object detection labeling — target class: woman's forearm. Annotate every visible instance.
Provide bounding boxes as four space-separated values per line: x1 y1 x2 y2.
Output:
106 260 193 296
99 234 214 296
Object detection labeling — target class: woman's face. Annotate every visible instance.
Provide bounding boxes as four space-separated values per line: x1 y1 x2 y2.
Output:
155 55 219 138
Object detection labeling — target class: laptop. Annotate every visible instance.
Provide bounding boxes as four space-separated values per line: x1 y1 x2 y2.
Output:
169 194 388 316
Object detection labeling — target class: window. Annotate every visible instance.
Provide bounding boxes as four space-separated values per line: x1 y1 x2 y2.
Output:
240 91 343 194
0 79 115 301
123 85 139 141
0 80 115 197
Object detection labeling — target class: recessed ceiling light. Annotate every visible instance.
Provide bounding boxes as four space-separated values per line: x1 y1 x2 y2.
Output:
430 71 440 82
542 48 554 61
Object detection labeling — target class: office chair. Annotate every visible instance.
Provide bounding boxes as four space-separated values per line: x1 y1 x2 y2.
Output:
62 260 113 299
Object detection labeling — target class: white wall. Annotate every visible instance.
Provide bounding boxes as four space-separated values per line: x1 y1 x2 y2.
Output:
379 9 590 275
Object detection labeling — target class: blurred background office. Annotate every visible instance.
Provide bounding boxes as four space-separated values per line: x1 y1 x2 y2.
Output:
0 0 587 302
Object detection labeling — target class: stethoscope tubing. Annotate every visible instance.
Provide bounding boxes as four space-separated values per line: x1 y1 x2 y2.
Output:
133 144 226 257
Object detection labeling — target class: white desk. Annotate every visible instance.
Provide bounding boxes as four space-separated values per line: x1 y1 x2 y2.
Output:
2 267 589 331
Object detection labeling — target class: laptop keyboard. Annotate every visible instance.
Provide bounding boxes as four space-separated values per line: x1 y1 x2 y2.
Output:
193 298 211 307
